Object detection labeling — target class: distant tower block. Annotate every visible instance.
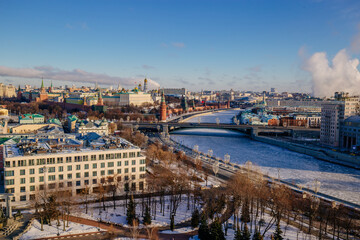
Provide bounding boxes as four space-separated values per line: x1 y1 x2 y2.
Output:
143 78 148 92
160 92 167 121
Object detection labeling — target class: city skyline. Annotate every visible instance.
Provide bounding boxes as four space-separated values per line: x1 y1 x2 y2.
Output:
1 0 360 95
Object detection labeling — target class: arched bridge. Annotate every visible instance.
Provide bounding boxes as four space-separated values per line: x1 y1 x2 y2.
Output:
130 122 319 137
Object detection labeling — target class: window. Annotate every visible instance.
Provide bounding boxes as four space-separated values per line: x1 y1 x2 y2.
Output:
91 155 96 161
131 175 136 180
124 168 129 173
20 178 26 184
117 161 121 167
67 166 72 171
76 165 81 170
125 161 129 166
124 176 129 181
117 169 122 174
140 159 145 164
57 157 63 163
20 187 26 192
84 164 89 169
18 160 26 166
108 162 114 167
30 186 35 191
5 161 10 167
101 163 105 168
30 177 35 183
67 174 72 179
137 152 141 157
5 179 14 185
140 166 145 172
48 167 55 173
84 180 89 185
76 173 81 178
58 166 63 172
5 171 14 176
39 168 44 174
49 183 56 189
75 156 82 162
28 159 34 166
47 158 55 164
99 154 104 160
93 171 97 177
116 153 121 159
67 182 72 187
39 176 44 182
132 160 136 165
59 182 64 188
101 170 105 176
140 173 146 179
48 175 56 181
5 188 14 193
93 163 97 169
108 170 114 175
20 195 26 201
123 153 128 158
39 185 44 190
84 172 89 177
132 167 136 173
131 182 136 191
59 174 63 180
83 155 88 161
66 157 72 163
129 152 135 158
30 169 35 174
92 179 97 184
76 181 81 186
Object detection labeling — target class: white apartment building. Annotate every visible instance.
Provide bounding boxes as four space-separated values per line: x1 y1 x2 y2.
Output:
2 137 146 206
320 93 360 147
320 102 344 147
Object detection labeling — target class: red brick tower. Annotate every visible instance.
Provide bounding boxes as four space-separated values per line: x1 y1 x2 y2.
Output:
160 92 167 121
97 90 104 105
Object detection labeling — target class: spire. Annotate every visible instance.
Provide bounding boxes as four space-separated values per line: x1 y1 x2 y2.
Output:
161 90 165 103
41 78 44 89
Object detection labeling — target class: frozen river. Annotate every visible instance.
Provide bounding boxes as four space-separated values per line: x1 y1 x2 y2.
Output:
171 110 360 206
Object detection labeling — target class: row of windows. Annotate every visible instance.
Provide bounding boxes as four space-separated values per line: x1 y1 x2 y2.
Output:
5 167 146 185
7 181 145 202
5 178 146 194
5 160 145 176
4 152 142 167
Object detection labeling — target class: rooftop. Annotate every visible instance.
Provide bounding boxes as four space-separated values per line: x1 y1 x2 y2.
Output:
4 134 138 158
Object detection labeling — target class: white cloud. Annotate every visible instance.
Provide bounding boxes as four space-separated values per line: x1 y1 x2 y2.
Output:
171 42 185 48
0 65 160 89
303 49 360 97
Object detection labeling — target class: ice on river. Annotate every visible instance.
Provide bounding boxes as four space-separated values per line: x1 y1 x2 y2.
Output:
174 110 360 206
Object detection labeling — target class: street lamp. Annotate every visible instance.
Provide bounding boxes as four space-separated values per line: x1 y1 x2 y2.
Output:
215 117 220 125
212 161 219 177
224 154 230 166
207 149 213 158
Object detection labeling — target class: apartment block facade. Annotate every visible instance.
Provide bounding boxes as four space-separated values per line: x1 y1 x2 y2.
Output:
2 142 146 206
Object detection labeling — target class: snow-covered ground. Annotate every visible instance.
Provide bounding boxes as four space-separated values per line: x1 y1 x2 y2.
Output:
189 212 318 240
20 219 104 240
73 196 200 227
175 110 360 206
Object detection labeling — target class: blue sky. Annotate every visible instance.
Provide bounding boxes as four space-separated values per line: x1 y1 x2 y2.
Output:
0 0 360 92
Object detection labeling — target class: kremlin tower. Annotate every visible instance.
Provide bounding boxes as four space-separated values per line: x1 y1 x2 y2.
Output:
97 90 104 105
160 91 167 122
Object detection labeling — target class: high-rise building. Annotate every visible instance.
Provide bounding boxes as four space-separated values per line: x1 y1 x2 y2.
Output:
320 92 360 147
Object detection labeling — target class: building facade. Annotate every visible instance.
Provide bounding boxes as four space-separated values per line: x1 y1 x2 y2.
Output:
2 137 146 206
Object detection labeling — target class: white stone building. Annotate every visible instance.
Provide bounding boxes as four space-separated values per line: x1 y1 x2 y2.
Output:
2 136 146 206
